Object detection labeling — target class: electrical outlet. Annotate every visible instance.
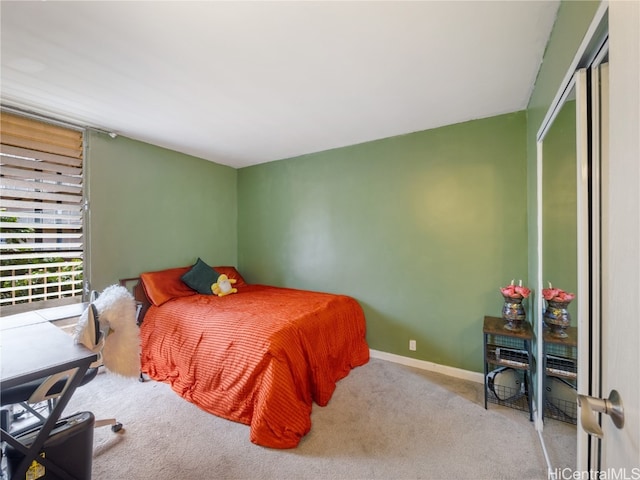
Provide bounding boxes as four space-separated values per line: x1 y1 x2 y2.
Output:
409 339 417 351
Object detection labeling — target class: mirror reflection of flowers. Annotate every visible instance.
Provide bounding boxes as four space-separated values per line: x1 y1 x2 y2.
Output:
500 279 531 299
542 283 575 302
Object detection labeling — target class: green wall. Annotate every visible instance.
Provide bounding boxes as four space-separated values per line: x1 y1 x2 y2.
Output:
86 131 237 290
238 112 527 372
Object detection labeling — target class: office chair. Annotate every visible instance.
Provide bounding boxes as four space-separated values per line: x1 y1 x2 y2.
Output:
0 304 123 436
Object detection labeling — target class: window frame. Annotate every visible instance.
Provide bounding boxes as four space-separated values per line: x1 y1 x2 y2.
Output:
1 111 86 316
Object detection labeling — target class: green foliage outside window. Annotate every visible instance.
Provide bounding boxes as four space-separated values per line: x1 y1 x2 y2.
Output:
1 214 83 305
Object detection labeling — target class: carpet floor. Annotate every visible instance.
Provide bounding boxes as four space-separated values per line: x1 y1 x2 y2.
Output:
60 357 575 479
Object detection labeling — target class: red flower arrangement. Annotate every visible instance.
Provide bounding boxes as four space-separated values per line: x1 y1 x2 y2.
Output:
500 280 531 299
542 283 575 302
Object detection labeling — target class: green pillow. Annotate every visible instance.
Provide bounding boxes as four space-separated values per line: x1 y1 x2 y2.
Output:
181 258 219 295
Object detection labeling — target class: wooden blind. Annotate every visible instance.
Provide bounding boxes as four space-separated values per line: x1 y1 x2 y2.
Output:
0 112 85 312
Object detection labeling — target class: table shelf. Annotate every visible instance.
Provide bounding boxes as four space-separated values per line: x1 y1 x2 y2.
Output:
543 326 578 424
483 316 533 421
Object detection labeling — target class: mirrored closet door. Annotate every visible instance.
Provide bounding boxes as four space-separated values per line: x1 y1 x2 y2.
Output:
535 6 608 472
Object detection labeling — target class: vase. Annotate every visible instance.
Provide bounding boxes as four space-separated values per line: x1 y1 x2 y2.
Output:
502 295 526 331
544 300 572 338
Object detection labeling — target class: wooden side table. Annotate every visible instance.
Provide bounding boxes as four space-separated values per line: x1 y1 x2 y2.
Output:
483 315 534 421
542 326 578 423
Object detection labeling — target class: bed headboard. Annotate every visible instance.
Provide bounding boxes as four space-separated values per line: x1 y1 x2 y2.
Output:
119 277 151 324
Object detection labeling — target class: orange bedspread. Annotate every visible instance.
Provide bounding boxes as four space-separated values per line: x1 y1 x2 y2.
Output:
139 284 369 448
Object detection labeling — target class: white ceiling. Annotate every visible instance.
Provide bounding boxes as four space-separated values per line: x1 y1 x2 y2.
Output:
1 1 559 169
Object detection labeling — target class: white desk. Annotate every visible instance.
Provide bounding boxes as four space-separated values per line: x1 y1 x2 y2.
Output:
1 320 97 479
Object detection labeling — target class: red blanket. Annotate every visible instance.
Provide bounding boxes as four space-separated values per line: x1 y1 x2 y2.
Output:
139 285 369 448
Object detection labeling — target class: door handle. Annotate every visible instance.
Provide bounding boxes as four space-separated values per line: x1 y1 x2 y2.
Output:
577 389 624 438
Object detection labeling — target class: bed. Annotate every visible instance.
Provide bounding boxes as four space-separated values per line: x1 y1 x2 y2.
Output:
130 263 369 449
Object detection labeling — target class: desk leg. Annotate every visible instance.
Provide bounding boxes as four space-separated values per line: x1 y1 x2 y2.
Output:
525 340 533 422
483 333 488 410
3 363 90 480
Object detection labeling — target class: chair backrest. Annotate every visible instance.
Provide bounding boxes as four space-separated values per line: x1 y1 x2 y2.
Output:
89 303 106 368
88 303 99 344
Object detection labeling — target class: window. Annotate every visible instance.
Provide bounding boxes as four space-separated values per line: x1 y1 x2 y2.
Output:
0 111 85 315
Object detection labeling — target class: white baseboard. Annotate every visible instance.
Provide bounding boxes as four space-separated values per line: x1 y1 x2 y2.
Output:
369 349 484 384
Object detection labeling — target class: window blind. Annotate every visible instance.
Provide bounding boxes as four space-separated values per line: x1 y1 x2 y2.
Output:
1 111 85 312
